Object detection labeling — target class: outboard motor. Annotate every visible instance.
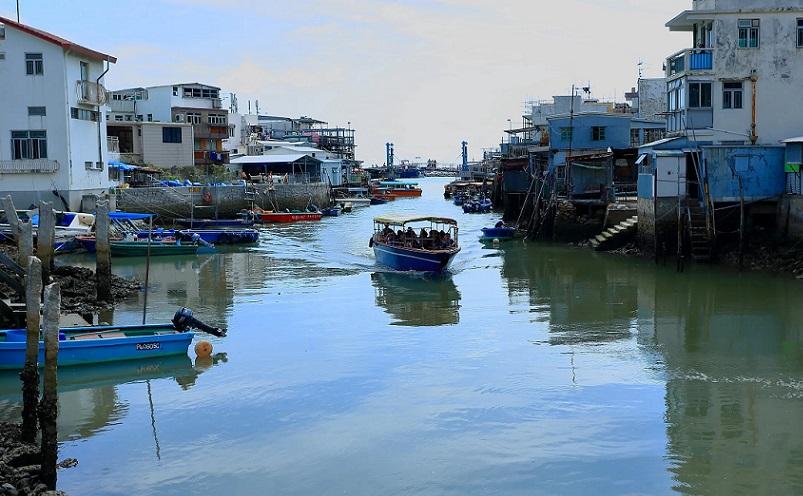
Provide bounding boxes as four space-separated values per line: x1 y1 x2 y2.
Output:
172 308 227 337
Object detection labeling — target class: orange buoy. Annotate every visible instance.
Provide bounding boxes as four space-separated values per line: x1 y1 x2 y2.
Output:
194 340 213 358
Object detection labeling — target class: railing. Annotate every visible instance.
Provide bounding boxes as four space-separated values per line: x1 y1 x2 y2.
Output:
0 159 59 173
212 98 222 109
107 136 120 154
666 48 713 78
76 80 109 105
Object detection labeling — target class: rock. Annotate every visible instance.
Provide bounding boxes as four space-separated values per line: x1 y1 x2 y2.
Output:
57 458 78 469
1 483 18 496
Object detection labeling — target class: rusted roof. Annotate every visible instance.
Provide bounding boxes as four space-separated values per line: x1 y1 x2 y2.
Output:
0 16 116 63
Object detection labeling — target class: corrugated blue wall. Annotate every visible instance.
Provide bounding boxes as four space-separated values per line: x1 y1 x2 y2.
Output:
703 146 785 201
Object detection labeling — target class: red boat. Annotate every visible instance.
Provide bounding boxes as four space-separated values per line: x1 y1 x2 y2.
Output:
378 181 423 197
253 208 322 223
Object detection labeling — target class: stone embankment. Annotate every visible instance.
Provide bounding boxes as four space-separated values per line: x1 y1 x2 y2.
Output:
0 422 70 495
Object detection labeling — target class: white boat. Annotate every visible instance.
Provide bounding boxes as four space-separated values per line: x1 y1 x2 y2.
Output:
0 209 95 245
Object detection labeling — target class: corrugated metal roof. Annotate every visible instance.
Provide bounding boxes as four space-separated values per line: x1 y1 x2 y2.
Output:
782 136 803 143
373 216 458 226
230 154 320 164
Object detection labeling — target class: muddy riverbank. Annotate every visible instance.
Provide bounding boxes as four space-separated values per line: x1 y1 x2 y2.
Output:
0 422 68 495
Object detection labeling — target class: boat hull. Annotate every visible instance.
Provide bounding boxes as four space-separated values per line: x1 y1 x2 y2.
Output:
480 227 516 239
0 326 194 370
258 212 323 223
387 189 423 197
175 218 255 228
373 243 459 272
110 241 199 257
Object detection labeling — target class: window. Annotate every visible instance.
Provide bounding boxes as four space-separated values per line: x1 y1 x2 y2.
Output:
172 86 179 96
162 127 182 143
689 82 712 108
136 115 143 122
115 115 123 122
208 114 226 125
147 114 153 122
80 61 89 81
592 126 606 141
25 53 43 75
28 106 46 117
70 107 98 121
559 127 573 141
186 113 201 125
0 53 5 61
85 161 103 171
112 93 123 101
798 19 803 47
11 131 47 160
723 82 743 109
124 115 132 121
174 114 184 123
0 23 5 40
738 19 760 48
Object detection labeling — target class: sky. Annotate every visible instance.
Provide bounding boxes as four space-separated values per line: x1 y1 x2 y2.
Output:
2 0 689 165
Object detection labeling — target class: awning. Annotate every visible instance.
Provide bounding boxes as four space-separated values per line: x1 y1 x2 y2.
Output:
108 160 139 171
109 212 154 220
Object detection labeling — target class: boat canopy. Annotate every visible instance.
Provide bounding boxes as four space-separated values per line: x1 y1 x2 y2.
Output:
380 181 419 186
374 215 457 227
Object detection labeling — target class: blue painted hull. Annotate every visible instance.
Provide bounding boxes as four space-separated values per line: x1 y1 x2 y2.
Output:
481 227 515 239
321 208 341 217
175 218 255 228
373 243 459 272
0 325 194 370
398 169 421 179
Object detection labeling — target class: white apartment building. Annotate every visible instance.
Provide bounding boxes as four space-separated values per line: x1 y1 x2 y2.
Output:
0 16 118 211
664 0 803 145
107 83 230 167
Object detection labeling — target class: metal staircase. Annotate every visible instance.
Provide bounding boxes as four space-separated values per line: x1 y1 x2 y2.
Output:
687 203 713 262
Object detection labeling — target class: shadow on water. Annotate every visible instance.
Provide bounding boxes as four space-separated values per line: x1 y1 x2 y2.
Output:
371 271 461 326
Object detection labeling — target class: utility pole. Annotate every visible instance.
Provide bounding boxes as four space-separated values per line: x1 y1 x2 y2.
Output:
16 0 20 22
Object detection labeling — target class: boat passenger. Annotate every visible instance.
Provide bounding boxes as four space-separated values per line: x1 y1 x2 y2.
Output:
495 221 505 228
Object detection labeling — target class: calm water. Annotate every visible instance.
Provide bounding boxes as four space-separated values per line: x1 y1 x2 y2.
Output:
2 178 802 495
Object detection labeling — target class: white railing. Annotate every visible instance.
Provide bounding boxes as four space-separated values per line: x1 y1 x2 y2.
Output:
76 80 109 106
0 159 59 173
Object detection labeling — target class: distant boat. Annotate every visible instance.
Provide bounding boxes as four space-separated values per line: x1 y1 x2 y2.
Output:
321 207 342 217
0 308 225 370
175 217 255 228
253 208 323 223
480 226 516 240
379 181 423 198
370 216 460 272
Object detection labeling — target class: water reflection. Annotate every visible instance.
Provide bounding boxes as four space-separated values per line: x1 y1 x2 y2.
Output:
501 244 640 345
0 354 224 442
641 270 803 495
371 272 461 326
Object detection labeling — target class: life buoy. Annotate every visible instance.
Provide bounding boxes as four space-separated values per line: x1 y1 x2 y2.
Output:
202 189 213 205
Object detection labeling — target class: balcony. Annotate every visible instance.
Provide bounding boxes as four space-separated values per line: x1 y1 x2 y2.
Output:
77 80 109 106
666 48 713 79
0 159 59 174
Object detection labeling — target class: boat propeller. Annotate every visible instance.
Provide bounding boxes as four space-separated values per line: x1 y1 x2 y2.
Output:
172 308 227 337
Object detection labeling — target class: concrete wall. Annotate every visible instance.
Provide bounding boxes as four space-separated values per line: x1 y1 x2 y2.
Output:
637 78 668 121
140 123 194 168
637 197 678 255
779 195 803 241
115 182 330 219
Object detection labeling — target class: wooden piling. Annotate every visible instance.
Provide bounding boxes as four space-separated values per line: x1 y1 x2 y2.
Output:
2 195 20 232
37 202 55 284
20 256 42 444
96 201 112 303
39 282 60 490
17 220 33 268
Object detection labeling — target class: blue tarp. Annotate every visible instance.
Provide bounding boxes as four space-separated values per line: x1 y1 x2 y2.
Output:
109 211 154 220
108 161 139 171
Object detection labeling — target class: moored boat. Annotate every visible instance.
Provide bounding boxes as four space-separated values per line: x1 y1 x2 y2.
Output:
480 226 516 240
175 216 255 229
379 181 423 198
370 216 460 272
253 208 323 223
321 207 342 217
109 239 212 257
0 308 225 370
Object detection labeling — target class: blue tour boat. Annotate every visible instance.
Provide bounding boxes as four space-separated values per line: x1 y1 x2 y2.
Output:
0 308 224 370
370 216 460 272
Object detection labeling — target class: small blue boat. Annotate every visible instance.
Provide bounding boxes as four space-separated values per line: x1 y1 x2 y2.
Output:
370 216 460 272
175 217 254 229
321 207 342 217
0 308 224 370
481 226 516 240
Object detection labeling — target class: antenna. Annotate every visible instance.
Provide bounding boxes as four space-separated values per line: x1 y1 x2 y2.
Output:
16 0 20 22
638 59 645 80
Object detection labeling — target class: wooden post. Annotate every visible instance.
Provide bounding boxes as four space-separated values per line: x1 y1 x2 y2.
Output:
17 220 33 268
96 201 112 303
20 256 42 444
2 195 20 232
738 176 745 270
39 282 60 491
37 202 55 285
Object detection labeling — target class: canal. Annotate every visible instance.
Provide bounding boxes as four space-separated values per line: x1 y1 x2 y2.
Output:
1 177 802 495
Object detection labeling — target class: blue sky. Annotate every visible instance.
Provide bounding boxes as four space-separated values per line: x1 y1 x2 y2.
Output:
3 0 688 165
